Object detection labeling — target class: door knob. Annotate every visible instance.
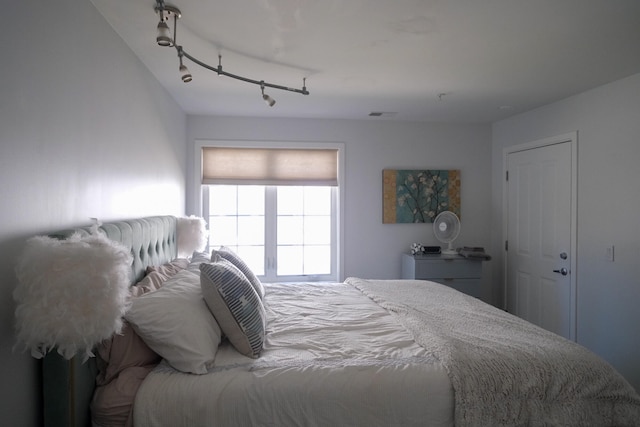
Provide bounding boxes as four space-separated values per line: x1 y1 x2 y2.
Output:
553 267 568 276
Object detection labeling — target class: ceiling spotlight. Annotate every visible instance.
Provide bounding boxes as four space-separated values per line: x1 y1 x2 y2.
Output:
152 0 309 105
156 21 172 46
261 83 276 107
178 52 192 82
179 64 192 83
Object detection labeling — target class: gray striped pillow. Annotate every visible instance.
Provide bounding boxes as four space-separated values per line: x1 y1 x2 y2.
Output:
199 258 266 358
212 246 265 299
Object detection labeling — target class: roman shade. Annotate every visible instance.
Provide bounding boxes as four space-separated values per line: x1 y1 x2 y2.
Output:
202 147 338 186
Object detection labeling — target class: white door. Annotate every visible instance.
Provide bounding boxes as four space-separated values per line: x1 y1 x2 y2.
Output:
505 134 576 340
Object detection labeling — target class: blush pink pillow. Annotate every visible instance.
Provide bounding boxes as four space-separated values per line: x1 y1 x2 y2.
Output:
91 321 161 426
91 259 189 427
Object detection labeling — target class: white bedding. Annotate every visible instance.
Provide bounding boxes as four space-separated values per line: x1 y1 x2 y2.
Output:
133 279 640 427
133 281 454 427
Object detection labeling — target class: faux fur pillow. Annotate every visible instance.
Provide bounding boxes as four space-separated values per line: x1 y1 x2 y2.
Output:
14 232 133 360
177 216 207 258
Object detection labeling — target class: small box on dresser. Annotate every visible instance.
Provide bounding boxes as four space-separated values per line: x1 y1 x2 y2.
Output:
401 253 483 298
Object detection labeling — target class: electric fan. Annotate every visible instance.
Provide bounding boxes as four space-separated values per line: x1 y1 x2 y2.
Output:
433 211 461 255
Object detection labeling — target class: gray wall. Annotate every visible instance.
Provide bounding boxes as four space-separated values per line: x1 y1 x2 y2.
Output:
491 73 640 392
0 1 187 425
186 116 495 295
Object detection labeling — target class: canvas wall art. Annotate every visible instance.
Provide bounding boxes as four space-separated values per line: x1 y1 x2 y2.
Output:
382 169 460 223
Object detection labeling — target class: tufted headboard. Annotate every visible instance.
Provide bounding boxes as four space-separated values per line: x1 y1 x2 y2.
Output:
42 216 178 427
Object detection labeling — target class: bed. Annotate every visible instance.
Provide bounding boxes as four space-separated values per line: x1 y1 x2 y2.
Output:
35 216 640 427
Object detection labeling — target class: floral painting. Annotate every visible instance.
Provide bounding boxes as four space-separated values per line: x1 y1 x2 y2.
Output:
382 169 460 223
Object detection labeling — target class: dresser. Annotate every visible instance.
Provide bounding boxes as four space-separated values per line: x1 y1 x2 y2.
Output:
401 253 483 298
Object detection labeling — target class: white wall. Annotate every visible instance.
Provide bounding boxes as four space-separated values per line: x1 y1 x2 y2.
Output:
186 115 494 293
491 73 640 392
0 1 187 425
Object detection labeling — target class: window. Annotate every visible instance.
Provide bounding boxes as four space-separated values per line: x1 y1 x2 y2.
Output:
198 142 343 282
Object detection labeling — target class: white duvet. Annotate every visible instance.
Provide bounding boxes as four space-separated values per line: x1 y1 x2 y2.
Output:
133 282 454 427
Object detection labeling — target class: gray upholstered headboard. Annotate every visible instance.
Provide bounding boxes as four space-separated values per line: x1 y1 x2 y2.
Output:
42 216 178 427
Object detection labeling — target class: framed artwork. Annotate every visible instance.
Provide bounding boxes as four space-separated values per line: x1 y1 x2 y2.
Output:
382 169 460 223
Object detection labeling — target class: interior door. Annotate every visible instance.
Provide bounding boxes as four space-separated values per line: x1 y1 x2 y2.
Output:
505 136 576 340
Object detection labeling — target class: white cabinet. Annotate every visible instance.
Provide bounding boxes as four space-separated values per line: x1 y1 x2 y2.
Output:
401 254 483 298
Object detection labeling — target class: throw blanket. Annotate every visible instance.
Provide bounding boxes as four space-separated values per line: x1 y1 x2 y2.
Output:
346 278 640 427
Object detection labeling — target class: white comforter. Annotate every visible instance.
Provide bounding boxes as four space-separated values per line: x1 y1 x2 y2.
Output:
134 281 454 427
134 278 640 427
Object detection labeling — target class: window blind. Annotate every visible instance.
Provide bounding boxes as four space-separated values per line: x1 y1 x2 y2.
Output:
202 147 338 186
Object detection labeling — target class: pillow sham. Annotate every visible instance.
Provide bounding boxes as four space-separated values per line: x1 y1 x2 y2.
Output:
187 250 212 274
92 266 173 427
91 365 154 427
200 258 266 359
129 271 166 297
91 321 160 427
125 269 222 374
131 258 189 297
212 246 265 299
146 257 189 277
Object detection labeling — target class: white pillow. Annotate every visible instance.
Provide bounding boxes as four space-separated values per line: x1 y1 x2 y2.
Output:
125 269 221 374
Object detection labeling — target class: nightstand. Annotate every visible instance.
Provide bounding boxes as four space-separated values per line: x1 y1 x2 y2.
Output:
401 253 483 298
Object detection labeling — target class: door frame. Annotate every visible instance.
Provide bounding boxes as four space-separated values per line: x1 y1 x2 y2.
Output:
502 132 578 341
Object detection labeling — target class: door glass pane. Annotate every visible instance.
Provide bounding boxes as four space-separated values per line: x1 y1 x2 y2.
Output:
304 187 331 215
304 245 330 274
238 186 265 215
238 216 264 245
277 186 304 215
208 185 265 275
277 245 303 275
277 216 303 245
207 183 334 280
209 186 237 215
304 216 331 244
209 216 237 246
237 245 265 276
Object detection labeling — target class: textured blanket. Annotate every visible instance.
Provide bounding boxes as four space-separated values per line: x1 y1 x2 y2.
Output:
346 278 640 427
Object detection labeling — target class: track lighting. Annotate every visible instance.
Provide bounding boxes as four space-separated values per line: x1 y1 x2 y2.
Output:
261 83 276 107
153 0 309 106
156 21 171 47
178 50 192 83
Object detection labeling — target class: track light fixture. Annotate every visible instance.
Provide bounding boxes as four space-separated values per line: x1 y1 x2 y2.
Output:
153 0 309 106
261 82 276 107
178 49 192 83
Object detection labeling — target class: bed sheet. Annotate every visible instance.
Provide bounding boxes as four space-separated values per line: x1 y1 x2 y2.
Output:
133 281 453 427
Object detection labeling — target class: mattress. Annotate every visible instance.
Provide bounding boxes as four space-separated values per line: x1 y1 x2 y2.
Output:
133 281 454 427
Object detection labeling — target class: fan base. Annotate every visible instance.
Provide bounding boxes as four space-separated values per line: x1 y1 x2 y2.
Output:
441 249 458 255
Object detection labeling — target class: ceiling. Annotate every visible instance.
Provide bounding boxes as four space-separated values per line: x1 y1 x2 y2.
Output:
91 0 640 123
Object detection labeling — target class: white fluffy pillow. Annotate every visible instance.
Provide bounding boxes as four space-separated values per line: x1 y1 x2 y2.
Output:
125 268 222 374
177 216 208 258
14 232 133 360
